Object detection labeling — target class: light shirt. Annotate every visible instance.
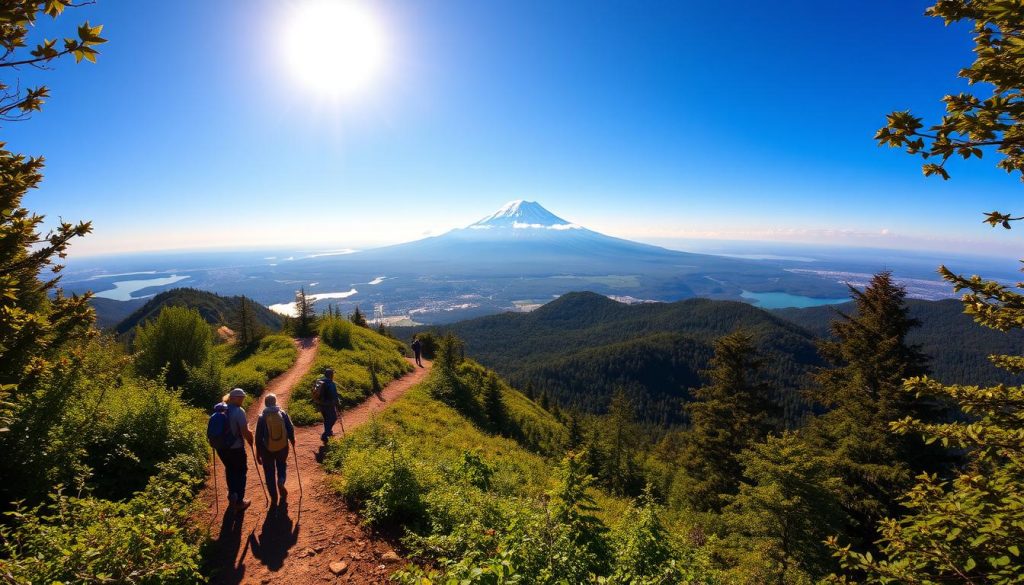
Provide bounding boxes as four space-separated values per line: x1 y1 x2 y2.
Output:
226 403 248 449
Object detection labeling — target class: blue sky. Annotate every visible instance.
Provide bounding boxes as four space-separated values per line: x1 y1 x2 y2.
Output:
7 0 1023 258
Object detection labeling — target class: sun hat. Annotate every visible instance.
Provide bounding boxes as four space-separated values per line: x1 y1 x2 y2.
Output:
324 367 334 374
264 393 277 407
229 388 246 398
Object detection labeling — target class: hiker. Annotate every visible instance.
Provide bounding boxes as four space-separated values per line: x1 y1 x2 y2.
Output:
254 393 296 506
411 337 423 367
210 388 255 512
316 367 341 442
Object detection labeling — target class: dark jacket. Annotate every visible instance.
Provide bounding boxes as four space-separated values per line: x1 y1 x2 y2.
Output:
319 378 340 407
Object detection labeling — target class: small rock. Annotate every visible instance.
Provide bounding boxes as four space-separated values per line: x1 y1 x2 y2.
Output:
329 561 349 575
381 551 401 563
314 545 325 553
356 540 367 549
349 552 362 560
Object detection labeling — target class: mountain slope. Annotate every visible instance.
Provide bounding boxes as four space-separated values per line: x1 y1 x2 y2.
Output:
90 296 148 329
114 287 282 335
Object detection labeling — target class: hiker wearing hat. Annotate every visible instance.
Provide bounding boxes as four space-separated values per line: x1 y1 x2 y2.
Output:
254 393 296 506
315 367 341 442
218 388 255 512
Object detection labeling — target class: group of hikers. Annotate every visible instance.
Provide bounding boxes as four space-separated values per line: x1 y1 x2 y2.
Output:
207 367 343 514
208 335 425 514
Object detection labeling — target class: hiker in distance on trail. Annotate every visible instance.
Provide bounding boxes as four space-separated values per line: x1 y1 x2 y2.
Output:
208 388 255 513
411 336 423 367
254 393 296 507
313 367 341 442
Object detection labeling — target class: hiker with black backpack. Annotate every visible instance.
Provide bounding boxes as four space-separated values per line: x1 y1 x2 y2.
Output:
208 388 255 513
411 337 423 367
254 393 295 507
312 367 340 442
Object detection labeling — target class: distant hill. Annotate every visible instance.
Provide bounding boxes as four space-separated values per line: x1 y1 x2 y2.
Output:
403 291 1024 426
90 297 148 329
773 298 1024 386
113 288 282 335
402 291 824 425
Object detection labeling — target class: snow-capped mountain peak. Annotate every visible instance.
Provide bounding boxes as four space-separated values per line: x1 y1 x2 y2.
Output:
467 200 581 231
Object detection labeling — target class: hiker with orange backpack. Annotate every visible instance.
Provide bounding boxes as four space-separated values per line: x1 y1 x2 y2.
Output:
254 393 296 507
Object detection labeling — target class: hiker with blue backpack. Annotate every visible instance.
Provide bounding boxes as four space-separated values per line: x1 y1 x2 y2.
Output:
254 393 295 507
208 388 255 513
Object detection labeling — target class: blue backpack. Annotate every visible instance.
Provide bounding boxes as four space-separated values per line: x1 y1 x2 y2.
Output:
207 404 235 451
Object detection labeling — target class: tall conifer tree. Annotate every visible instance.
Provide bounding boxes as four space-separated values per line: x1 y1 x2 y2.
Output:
805 271 931 543
679 331 780 512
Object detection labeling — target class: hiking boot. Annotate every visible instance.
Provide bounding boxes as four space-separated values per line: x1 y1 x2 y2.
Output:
278 482 288 501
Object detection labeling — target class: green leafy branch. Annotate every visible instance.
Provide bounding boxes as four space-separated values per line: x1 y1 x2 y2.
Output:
874 0 1024 227
0 1 106 122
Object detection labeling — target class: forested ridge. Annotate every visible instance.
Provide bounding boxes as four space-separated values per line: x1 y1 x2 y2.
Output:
401 292 823 425
408 290 1024 426
113 287 283 336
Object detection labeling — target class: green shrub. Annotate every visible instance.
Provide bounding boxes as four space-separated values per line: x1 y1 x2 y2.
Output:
334 441 425 528
133 306 213 398
288 398 321 426
0 337 208 504
183 355 224 406
320 316 353 350
0 455 205 585
607 488 686 584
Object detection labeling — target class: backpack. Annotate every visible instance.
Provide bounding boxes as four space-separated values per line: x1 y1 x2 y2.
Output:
264 411 289 452
207 406 235 451
311 378 325 404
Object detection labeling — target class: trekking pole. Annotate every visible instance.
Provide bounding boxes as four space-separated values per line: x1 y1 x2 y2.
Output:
211 448 219 518
337 405 346 436
249 441 269 509
292 445 304 501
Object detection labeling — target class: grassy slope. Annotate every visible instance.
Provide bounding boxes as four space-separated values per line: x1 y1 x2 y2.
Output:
213 334 299 406
323 366 629 531
289 325 413 425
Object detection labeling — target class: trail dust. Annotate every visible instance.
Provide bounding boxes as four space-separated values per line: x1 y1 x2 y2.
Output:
200 337 432 584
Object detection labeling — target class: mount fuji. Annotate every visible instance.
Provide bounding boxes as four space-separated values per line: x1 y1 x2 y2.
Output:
353 200 689 272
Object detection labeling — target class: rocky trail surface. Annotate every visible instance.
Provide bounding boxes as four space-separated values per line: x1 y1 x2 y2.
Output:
200 337 432 584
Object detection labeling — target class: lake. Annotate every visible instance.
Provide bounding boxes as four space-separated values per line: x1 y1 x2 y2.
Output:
740 290 848 309
92 274 191 301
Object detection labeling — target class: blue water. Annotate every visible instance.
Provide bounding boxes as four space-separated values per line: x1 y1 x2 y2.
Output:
92 274 190 301
740 290 848 309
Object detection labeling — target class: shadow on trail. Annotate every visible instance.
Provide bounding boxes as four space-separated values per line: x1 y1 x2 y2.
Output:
249 502 300 572
209 507 252 584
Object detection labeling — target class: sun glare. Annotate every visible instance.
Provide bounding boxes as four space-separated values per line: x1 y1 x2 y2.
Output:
283 0 388 99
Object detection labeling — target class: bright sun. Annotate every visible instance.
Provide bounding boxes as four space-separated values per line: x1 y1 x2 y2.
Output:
283 0 388 99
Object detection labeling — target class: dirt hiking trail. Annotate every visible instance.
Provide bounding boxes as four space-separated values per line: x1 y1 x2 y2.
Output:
201 337 432 584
